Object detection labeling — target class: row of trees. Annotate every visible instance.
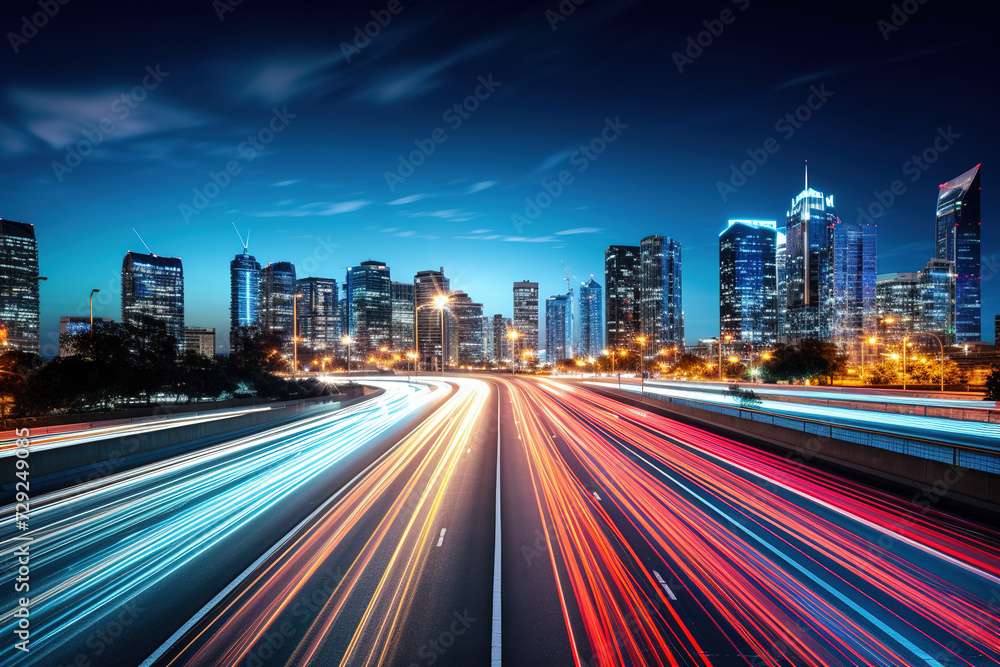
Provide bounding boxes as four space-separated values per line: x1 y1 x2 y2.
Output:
0 320 338 422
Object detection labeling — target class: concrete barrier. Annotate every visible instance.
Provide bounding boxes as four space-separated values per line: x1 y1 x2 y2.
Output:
1 390 380 490
586 385 1000 514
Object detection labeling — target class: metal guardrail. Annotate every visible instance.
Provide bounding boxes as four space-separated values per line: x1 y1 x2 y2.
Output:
639 390 1000 476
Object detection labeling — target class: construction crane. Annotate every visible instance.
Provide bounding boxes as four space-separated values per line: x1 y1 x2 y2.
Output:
561 261 573 298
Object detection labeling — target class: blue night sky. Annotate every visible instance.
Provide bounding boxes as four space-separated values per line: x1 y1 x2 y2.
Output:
1 0 996 354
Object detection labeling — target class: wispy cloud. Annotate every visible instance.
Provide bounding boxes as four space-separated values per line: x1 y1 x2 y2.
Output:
7 88 210 150
253 199 371 217
273 179 299 187
242 55 341 104
466 180 498 193
388 193 433 205
556 227 601 235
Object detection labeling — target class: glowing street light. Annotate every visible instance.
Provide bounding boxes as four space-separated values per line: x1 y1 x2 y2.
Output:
342 335 353 375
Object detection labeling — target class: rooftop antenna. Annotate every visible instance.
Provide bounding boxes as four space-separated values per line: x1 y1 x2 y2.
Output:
132 228 153 255
232 222 249 253
804 159 808 191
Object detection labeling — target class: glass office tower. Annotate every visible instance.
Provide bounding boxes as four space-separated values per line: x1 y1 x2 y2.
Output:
491 314 512 362
296 277 338 353
578 277 603 357
935 164 981 342
391 281 415 352
513 280 539 356
604 245 640 350
260 261 297 353
0 219 40 353
719 220 778 346
345 260 392 354
121 251 185 351
545 293 572 361
640 235 684 350
230 250 261 338
450 291 484 364
414 268 450 370
785 168 836 343
831 218 877 345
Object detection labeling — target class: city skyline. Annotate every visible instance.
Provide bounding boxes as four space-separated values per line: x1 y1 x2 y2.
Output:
1 2 995 355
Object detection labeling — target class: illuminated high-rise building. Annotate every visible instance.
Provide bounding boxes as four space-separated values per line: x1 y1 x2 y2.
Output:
414 268 450 370
876 272 921 338
121 251 184 351
296 277 338 353
831 217 877 345
578 277 603 357
0 219 40 353
513 280 539 356
491 314 512 362
785 164 836 343
604 245 640 349
391 281 415 352
450 291 484 364
719 220 778 346
640 235 683 350
230 246 261 346
260 261 297 352
935 164 981 342
545 293 572 361
345 260 392 354
919 258 956 345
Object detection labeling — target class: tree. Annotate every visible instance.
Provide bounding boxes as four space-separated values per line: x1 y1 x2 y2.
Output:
0 351 41 424
229 324 286 375
985 368 1000 402
670 353 711 378
760 339 844 384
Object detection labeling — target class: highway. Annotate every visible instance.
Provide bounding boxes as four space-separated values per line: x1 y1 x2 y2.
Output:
149 377 495 667
586 380 1000 450
0 380 449 666
499 376 1000 666
3 374 999 666
643 379 994 411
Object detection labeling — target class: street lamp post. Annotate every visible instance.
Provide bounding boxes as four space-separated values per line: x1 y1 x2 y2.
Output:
342 335 353 375
292 293 303 377
861 336 877 385
719 335 733 381
507 329 520 374
89 289 100 330
636 336 646 396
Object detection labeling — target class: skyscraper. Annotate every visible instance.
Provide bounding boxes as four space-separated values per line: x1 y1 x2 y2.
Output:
121 251 184 351
578 277 603 357
415 268 450 370
876 272 921 338
545 293 572 361
935 164 981 342
785 165 836 343
0 219 40 353
450 291 485 364
260 261 297 352
345 260 392 354
296 277 338 353
640 235 684 350
58 316 112 357
513 280 539 356
391 281 415 352
831 217 877 345
719 220 778 346
481 316 495 361
919 258 956 345
604 245 640 349
776 229 787 339
230 247 261 336
491 314 512 362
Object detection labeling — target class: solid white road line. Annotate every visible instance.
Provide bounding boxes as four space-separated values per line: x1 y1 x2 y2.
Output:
491 387 503 666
